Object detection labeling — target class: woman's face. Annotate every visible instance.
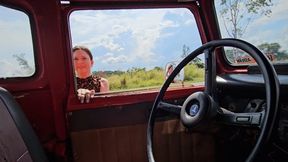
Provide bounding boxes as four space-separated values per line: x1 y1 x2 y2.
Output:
73 49 94 77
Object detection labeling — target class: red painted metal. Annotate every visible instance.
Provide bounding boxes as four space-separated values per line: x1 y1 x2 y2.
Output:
0 0 241 161
67 86 204 111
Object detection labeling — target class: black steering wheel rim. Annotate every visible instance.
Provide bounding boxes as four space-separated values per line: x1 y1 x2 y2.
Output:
147 38 279 162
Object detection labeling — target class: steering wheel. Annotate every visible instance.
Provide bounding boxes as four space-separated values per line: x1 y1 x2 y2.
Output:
147 38 279 162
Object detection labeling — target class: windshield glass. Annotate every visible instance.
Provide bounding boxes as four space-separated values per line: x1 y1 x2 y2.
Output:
214 0 288 65
69 8 204 93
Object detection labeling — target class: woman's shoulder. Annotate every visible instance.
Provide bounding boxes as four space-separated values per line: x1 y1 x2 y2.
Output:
91 74 101 80
91 74 108 81
100 77 108 82
99 77 109 92
99 77 109 86
91 75 109 86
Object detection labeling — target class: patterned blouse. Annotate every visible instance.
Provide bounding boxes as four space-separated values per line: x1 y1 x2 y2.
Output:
76 75 101 92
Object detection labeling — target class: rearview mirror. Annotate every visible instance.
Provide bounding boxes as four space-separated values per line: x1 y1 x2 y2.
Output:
165 62 184 83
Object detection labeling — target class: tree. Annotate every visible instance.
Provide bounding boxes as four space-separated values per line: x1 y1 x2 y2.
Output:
219 0 272 39
258 43 288 61
258 42 280 53
219 0 273 62
153 66 163 71
181 44 204 68
13 53 34 75
181 44 190 58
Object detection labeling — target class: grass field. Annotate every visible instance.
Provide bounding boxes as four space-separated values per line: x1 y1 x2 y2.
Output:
95 63 204 91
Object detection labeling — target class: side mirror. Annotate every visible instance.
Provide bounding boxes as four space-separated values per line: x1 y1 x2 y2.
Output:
165 62 184 83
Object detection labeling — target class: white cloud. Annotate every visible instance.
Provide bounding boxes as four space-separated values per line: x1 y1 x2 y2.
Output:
245 0 288 49
0 8 35 77
96 53 129 64
70 9 179 63
262 27 288 51
279 28 288 50
166 8 192 17
80 36 124 52
248 0 288 28
0 18 34 58
70 12 128 52
0 60 23 78
184 19 194 25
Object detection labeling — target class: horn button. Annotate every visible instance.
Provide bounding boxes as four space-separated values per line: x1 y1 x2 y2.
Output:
181 92 214 128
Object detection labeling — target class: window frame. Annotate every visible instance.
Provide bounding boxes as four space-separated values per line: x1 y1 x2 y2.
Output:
0 3 42 85
213 0 288 67
63 2 208 109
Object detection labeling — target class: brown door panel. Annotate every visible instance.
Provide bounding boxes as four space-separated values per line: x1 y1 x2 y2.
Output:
69 102 215 162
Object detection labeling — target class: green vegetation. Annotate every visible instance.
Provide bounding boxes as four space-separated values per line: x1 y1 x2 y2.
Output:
184 63 205 83
94 63 204 91
219 0 272 39
258 43 288 61
224 42 288 64
106 67 165 91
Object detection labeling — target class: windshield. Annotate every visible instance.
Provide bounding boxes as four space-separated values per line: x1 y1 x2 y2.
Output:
214 0 288 65
69 8 204 93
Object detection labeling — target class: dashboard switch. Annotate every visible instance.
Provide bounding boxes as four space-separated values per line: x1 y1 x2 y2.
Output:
236 116 250 122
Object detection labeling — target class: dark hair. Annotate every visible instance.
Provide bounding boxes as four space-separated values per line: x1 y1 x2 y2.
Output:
72 45 93 60
168 64 173 70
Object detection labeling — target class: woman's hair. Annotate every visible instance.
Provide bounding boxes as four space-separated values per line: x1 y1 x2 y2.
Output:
72 45 93 60
167 64 173 70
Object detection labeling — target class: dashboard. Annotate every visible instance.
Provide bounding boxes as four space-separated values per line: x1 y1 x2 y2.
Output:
216 72 288 160
217 74 288 99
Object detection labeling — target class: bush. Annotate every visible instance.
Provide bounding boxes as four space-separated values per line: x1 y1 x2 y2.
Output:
184 63 204 82
104 64 204 91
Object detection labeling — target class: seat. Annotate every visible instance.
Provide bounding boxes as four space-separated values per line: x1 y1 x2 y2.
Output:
0 87 48 162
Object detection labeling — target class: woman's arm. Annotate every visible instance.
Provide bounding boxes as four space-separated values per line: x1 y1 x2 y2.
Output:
100 78 109 92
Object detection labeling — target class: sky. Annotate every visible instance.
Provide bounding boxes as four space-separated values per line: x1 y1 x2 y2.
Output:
0 6 35 78
244 0 288 50
0 0 288 77
70 8 201 72
216 0 288 50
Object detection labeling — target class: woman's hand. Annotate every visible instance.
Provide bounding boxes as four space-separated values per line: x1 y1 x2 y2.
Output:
77 88 95 103
77 77 109 103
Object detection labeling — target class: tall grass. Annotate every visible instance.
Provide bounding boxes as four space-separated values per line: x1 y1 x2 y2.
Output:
97 64 204 91
184 64 205 83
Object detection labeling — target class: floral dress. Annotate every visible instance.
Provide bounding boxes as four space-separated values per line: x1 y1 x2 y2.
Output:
76 75 101 92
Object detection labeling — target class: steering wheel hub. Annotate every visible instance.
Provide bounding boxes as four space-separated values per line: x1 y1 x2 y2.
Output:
188 103 199 116
181 92 214 128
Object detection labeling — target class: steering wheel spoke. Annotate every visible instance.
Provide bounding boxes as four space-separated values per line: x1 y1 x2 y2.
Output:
217 108 264 128
204 48 217 96
157 101 181 115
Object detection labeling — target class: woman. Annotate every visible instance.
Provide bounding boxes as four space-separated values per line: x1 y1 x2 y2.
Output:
73 45 109 103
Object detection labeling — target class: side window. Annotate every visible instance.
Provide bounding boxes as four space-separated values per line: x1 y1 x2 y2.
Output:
0 5 35 79
70 8 204 93
214 0 288 65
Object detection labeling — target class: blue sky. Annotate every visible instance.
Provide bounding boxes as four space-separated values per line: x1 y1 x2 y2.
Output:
1 0 288 77
215 0 288 49
70 0 288 72
0 6 35 77
70 8 202 72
